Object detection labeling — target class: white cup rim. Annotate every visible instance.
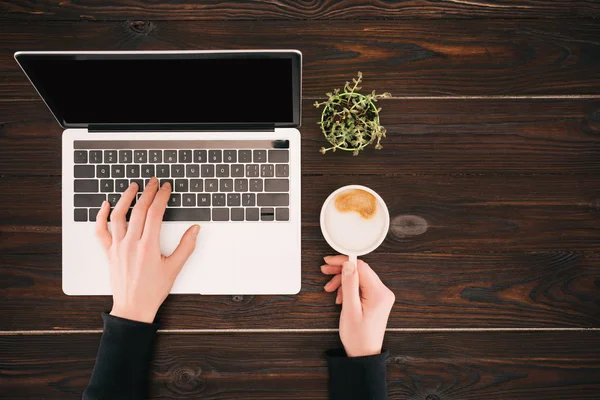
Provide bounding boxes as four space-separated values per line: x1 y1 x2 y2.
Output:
320 185 390 257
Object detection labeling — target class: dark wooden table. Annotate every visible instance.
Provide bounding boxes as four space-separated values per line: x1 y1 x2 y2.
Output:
2 1 600 399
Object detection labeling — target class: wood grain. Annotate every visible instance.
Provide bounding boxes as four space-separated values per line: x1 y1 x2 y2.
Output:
2 20 600 97
2 99 600 176
2 0 600 20
1 332 600 399
2 248 599 330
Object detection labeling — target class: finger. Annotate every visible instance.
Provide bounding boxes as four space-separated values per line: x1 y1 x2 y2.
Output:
127 177 159 239
95 201 112 252
110 182 138 240
323 255 348 266
321 264 342 275
357 260 386 296
324 274 341 292
341 261 362 317
335 286 343 304
166 224 201 276
142 182 171 242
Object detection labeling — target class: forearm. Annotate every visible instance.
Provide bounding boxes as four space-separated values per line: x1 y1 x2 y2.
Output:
83 313 159 400
326 348 389 400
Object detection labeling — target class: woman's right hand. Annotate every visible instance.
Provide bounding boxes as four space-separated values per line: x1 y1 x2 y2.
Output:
322 255 395 357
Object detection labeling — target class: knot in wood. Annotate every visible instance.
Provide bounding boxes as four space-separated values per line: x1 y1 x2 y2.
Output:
426 395 440 400
172 366 203 391
390 215 428 238
126 20 155 35
232 295 244 302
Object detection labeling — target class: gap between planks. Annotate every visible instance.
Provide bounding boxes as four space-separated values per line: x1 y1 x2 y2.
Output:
1 328 599 336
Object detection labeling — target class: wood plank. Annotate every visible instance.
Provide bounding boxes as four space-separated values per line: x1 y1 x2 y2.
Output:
2 20 600 97
1 332 599 399
2 248 599 330
2 0 600 20
2 99 600 176
2 173 600 253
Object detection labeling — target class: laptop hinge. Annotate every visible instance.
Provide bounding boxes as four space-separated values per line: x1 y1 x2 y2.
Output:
87 124 276 133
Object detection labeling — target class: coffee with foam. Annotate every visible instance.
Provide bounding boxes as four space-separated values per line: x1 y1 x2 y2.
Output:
322 188 388 254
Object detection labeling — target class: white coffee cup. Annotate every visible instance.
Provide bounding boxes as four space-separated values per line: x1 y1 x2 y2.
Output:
320 185 390 265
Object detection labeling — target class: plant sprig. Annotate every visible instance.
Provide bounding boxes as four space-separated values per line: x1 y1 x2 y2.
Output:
315 72 391 156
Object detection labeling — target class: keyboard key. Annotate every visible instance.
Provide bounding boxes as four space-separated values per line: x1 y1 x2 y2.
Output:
104 150 117 163
186 164 200 177
171 165 185 177
74 180 99 193
100 180 114 193
197 193 211 206
212 208 229 221
190 179 203 192
156 165 170 177
74 208 87 221
127 165 140 178
242 193 255 207
116 179 129 192
169 193 181 207
209 150 222 163
164 208 210 221
212 193 226 206
268 150 289 163
107 193 121 206
235 179 248 192
194 150 207 163
164 150 177 163
239 150 252 163
90 150 102 163
159 179 173 190
261 208 275 221
227 193 241 206
183 194 196 207
253 150 267 163
179 150 192 163
231 164 244 177
220 179 233 192
261 164 274 177
201 164 215 177
265 179 289 192
276 164 289 177
89 208 101 222
250 179 263 192
246 208 259 221
257 193 289 206
231 208 244 221
119 150 132 164
134 150 147 163
74 193 105 207
141 165 155 178
224 150 237 163
74 151 87 164
97 165 110 178
74 165 95 178
246 164 259 177
205 179 218 192
216 164 229 177
276 208 290 221
175 179 188 192
149 150 162 163
130 179 144 192
111 165 125 178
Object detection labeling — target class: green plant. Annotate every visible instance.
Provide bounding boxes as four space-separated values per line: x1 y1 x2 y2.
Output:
314 72 391 156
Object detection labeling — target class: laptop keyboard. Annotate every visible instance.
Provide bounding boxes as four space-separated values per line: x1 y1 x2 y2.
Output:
72 140 290 222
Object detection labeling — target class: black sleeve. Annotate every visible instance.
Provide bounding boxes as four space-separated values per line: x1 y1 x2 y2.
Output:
326 348 389 400
82 313 159 400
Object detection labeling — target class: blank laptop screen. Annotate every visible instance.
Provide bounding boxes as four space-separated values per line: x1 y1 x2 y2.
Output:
16 52 301 128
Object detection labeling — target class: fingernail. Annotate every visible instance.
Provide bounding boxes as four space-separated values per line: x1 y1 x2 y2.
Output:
148 177 157 186
101 201 108 208
191 225 200 237
162 182 171 190
343 261 355 276
324 256 332 262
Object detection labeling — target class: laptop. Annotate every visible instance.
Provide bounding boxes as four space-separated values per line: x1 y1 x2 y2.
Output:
15 50 302 295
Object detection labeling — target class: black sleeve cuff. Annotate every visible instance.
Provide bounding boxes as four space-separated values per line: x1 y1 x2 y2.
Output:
82 313 159 400
326 348 389 400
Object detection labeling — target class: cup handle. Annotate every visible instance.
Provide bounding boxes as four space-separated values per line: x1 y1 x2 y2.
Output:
348 254 358 266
